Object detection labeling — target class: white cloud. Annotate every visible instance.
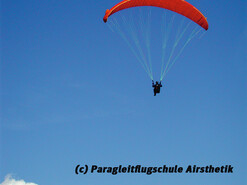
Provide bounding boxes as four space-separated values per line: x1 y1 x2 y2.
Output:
0 175 38 185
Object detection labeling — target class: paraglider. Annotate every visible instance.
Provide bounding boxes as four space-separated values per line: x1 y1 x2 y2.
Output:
103 0 208 30
103 0 208 96
152 81 162 96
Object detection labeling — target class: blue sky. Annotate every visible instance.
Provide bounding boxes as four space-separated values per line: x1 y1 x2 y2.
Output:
1 0 246 184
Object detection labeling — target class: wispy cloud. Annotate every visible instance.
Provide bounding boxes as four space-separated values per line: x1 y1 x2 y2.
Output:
0 175 38 185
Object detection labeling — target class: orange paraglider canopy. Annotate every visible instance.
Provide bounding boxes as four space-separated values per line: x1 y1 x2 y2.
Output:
103 0 208 30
